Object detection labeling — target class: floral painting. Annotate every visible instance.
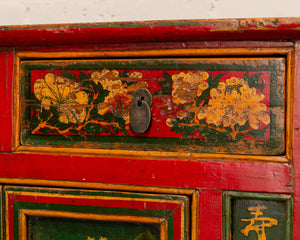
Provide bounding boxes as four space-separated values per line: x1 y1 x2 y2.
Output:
21 59 285 154
30 69 147 136
166 71 270 141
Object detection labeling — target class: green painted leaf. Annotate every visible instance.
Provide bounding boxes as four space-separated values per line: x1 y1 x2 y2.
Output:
234 123 239 130
31 114 40 129
171 125 186 134
39 108 51 121
239 121 249 131
53 129 60 134
79 72 88 81
243 72 250 82
210 73 226 88
196 73 226 106
235 133 245 141
102 112 115 122
115 117 126 130
90 107 101 120
196 88 210 106
120 128 130 136
224 127 232 133
200 127 229 139
84 123 102 134
68 129 80 135
53 122 72 130
120 70 130 78
206 71 213 86
248 73 264 91
158 71 172 95
61 71 73 80
111 125 119 134
72 73 78 82
182 126 196 137
247 125 269 138
39 128 52 133
91 81 103 93
47 115 59 125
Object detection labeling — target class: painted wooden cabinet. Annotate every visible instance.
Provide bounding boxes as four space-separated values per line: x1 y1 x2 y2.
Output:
0 17 299 240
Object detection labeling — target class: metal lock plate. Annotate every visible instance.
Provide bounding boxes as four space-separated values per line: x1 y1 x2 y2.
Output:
129 88 152 134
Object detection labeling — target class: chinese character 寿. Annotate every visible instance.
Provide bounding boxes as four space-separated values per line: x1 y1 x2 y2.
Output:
241 205 278 240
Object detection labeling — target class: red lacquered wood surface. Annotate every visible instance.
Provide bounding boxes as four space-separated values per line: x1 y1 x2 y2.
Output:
0 18 300 47
198 190 223 240
0 18 298 240
0 153 292 193
293 42 300 239
0 49 14 152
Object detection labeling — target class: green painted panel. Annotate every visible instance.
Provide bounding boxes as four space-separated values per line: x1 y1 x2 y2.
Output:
223 192 292 240
19 58 286 155
232 198 286 240
28 216 159 240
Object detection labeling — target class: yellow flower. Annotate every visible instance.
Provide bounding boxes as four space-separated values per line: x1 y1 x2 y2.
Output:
171 71 209 105
91 70 142 123
33 73 70 109
91 70 126 101
198 77 270 129
33 72 88 124
58 91 88 124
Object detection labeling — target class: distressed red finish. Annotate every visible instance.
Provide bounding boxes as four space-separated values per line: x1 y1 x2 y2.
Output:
0 18 300 47
199 190 223 240
0 17 299 240
0 153 292 193
293 42 300 239
0 49 14 152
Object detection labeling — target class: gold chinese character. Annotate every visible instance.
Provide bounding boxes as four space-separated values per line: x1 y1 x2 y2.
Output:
241 205 278 240
86 236 107 240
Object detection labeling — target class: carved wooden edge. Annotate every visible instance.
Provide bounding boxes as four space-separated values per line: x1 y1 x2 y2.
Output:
1 180 198 240
19 214 163 240
19 210 168 240
1 18 300 47
4 186 195 240
13 47 294 163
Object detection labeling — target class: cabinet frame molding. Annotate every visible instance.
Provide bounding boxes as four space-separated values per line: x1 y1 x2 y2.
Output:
13 47 294 163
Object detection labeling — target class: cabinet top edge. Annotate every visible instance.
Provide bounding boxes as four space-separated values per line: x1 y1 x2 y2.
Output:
1 17 300 47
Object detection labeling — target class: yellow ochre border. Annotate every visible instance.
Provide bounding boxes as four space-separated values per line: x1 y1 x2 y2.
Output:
19 210 168 240
13 48 294 163
5 186 194 240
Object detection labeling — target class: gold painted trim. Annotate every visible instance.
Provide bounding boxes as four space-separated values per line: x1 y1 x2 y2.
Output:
19 209 168 240
13 48 293 163
0 177 195 195
5 189 186 205
16 48 293 59
160 220 168 240
5 186 188 240
13 54 21 151
5 191 9 240
285 49 294 161
15 146 289 163
191 190 200 240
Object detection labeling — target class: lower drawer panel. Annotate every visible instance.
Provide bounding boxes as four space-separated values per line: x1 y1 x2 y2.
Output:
4 186 190 240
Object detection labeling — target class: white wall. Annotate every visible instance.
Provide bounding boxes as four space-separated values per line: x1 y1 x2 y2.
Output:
0 0 299 25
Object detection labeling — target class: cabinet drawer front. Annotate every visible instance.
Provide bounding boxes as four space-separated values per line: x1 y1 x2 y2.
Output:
4 186 189 240
223 192 292 240
18 57 285 156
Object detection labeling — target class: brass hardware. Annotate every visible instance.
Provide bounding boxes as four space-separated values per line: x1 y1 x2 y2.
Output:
129 88 152 134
